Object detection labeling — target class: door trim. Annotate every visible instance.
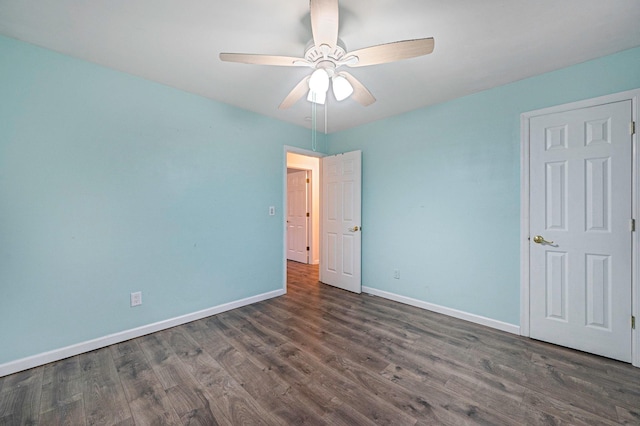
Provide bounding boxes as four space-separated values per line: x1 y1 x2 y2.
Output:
283 146 324 293
520 88 640 367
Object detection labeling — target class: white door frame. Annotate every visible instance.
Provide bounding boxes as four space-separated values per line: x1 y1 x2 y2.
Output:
283 146 325 292
520 88 640 367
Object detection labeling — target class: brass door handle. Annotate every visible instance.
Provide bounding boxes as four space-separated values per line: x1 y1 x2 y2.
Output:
348 226 360 232
533 235 553 244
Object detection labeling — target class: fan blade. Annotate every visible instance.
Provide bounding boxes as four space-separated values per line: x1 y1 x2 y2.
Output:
220 53 309 67
339 72 375 106
346 38 434 67
279 76 310 109
310 0 339 49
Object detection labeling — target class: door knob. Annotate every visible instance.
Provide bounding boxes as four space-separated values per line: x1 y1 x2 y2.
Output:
533 235 553 244
349 226 360 232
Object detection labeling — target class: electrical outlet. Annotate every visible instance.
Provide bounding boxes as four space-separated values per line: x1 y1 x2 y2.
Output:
269 206 275 216
130 291 142 307
393 269 400 279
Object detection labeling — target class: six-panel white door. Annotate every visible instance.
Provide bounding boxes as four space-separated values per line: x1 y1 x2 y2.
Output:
321 151 362 293
529 100 633 362
287 170 309 263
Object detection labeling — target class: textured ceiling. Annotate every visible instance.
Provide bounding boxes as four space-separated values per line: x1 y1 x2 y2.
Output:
1 0 639 133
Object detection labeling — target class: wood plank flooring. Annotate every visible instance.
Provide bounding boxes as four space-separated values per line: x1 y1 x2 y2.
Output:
2 260 640 425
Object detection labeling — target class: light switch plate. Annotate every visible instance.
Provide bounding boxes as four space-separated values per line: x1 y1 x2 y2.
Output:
130 291 142 307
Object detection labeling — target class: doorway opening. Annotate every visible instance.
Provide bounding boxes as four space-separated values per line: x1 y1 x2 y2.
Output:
283 146 363 294
286 169 311 263
284 147 323 292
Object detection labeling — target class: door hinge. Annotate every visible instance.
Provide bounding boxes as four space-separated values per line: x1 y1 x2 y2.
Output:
633 316 636 330
631 219 636 232
631 121 636 135
306 246 309 251
306 212 310 217
306 178 310 183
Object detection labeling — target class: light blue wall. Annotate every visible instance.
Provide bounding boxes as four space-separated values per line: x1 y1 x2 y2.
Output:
0 35 322 365
2 32 638 366
328 47 640 326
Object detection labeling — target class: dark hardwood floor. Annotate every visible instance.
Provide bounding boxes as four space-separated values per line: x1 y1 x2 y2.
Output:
1 261 640 425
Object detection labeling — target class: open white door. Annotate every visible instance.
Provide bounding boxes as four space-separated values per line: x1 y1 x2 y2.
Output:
320 150 362 293
529 100 633 362
287 170 309 263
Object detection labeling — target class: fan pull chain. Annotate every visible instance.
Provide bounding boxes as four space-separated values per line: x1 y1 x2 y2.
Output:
311 93 318 152
324 101 328 135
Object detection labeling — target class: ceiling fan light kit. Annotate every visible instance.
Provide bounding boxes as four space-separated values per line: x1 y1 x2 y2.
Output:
307 70 327 105
332 75 353 101
307 86 327 105
219 0 434 110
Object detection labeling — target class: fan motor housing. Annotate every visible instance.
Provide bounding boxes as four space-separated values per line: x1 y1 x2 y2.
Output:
304 39 347 65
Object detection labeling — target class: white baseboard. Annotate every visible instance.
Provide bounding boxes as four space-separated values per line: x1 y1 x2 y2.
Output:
0 288 285 378
362 286 520 335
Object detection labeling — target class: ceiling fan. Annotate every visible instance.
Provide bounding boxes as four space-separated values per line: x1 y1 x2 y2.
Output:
219 0 434 109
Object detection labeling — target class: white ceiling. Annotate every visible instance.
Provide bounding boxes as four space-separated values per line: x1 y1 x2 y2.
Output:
1 0 639 133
